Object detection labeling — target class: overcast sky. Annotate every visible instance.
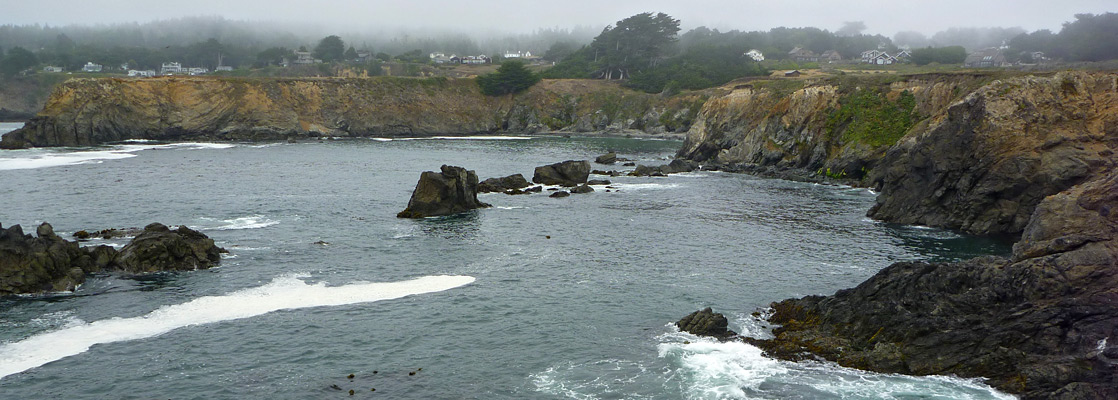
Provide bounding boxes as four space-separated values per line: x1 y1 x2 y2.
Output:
2 0 1114 36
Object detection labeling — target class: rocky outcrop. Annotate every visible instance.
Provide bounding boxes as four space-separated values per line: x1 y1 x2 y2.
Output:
628 159 698 177
477 174 531 193
1 223 97 295
747 171 1118 399
594 152 617 164
532 160 590 186
1 221 226 296
677 307 738 340
867 72 1118 235
117 223 226 273
0 77 705 148
397 165 491 218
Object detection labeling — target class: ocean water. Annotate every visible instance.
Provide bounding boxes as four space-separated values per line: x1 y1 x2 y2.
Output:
0 122 1015 399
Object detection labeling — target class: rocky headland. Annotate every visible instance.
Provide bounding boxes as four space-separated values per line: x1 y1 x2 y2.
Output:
1 222 226 296
676 71 1118 399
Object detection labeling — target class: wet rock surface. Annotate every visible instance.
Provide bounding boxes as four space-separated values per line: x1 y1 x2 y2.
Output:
747 172 1118 399
117 223 226 273
477 174 531 194
677 307 738 340
397 165 491 218
1 221 226 296
532 160 590 186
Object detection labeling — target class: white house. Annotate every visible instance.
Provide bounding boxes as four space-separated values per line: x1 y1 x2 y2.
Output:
127 69 156 77
161 62 183 75
43 66 64 73
82 62 103 72
745 49 765 62
503 51 532 58
216 66 233 72
188 67 209 75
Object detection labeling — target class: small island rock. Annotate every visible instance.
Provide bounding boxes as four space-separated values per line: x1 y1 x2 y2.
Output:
397 165 492 218
533 160 590 187
117 223 226 273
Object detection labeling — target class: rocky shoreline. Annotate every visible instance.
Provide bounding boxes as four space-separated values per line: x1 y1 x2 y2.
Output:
677 71 1118 399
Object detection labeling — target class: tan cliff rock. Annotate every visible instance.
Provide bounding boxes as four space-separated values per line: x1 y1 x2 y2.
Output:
0 77 706 148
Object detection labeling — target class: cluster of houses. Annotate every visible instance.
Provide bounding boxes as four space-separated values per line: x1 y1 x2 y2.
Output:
42 61 232 76
784 47 913 65
429 52 493 65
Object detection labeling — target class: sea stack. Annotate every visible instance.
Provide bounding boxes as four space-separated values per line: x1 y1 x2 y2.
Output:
397 165 492 218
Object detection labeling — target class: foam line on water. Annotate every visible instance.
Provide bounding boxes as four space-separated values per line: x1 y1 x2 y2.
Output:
0 142 235 170
372 136 532 141
0 274 475 380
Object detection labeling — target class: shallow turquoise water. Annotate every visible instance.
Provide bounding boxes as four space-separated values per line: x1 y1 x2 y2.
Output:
0 126 1014 399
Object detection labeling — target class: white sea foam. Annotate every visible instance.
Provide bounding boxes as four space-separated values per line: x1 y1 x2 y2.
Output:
658 327 1015 400
659 335 788 398
0 142 235 171
0 274 475 380
195 215 280 231
0 149 140 170
615 183 681 191
373 136 532 141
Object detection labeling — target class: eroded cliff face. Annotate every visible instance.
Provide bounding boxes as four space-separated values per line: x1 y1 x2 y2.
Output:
868 71 1118 235
677 75 976 180
680 71 1118 236
0 77 705 148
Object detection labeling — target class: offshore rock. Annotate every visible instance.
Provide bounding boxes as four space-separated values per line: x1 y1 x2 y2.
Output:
570 184 594 194
533 160 590 186
477 174 531 193
677 308 737 340
0 223 94 295
751 172 1118 399
594 152 617 164
1 221 226 295
397 165 491 218
117 223 226 273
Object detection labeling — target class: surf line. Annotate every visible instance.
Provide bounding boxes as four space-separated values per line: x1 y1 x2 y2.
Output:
0 274 475 379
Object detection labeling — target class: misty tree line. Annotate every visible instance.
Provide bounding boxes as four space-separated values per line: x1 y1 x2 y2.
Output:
0 16 597 75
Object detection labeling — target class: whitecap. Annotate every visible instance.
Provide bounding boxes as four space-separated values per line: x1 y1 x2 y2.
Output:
195 215 279 231
658 328 1015 399
0 274 475 380
615 183 681 190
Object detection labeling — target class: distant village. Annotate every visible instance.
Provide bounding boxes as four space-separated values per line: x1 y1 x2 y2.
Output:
36 44 1040 79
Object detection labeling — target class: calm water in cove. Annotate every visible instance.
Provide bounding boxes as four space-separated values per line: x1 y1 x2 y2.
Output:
0 122 1014 399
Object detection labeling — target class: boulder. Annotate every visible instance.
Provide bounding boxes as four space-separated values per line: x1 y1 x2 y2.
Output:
117 223 226 273
622 162 636 167
570 184 594 194
0 223 94 295
533 160 590 186
477 174 531 193
397 165 492 218
587 179 611 186
677 308 738 339
595 152 617 164
549 191 570 198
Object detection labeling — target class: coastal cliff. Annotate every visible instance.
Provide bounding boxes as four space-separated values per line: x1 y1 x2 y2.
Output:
0 77 706 148
679 71 1118 236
